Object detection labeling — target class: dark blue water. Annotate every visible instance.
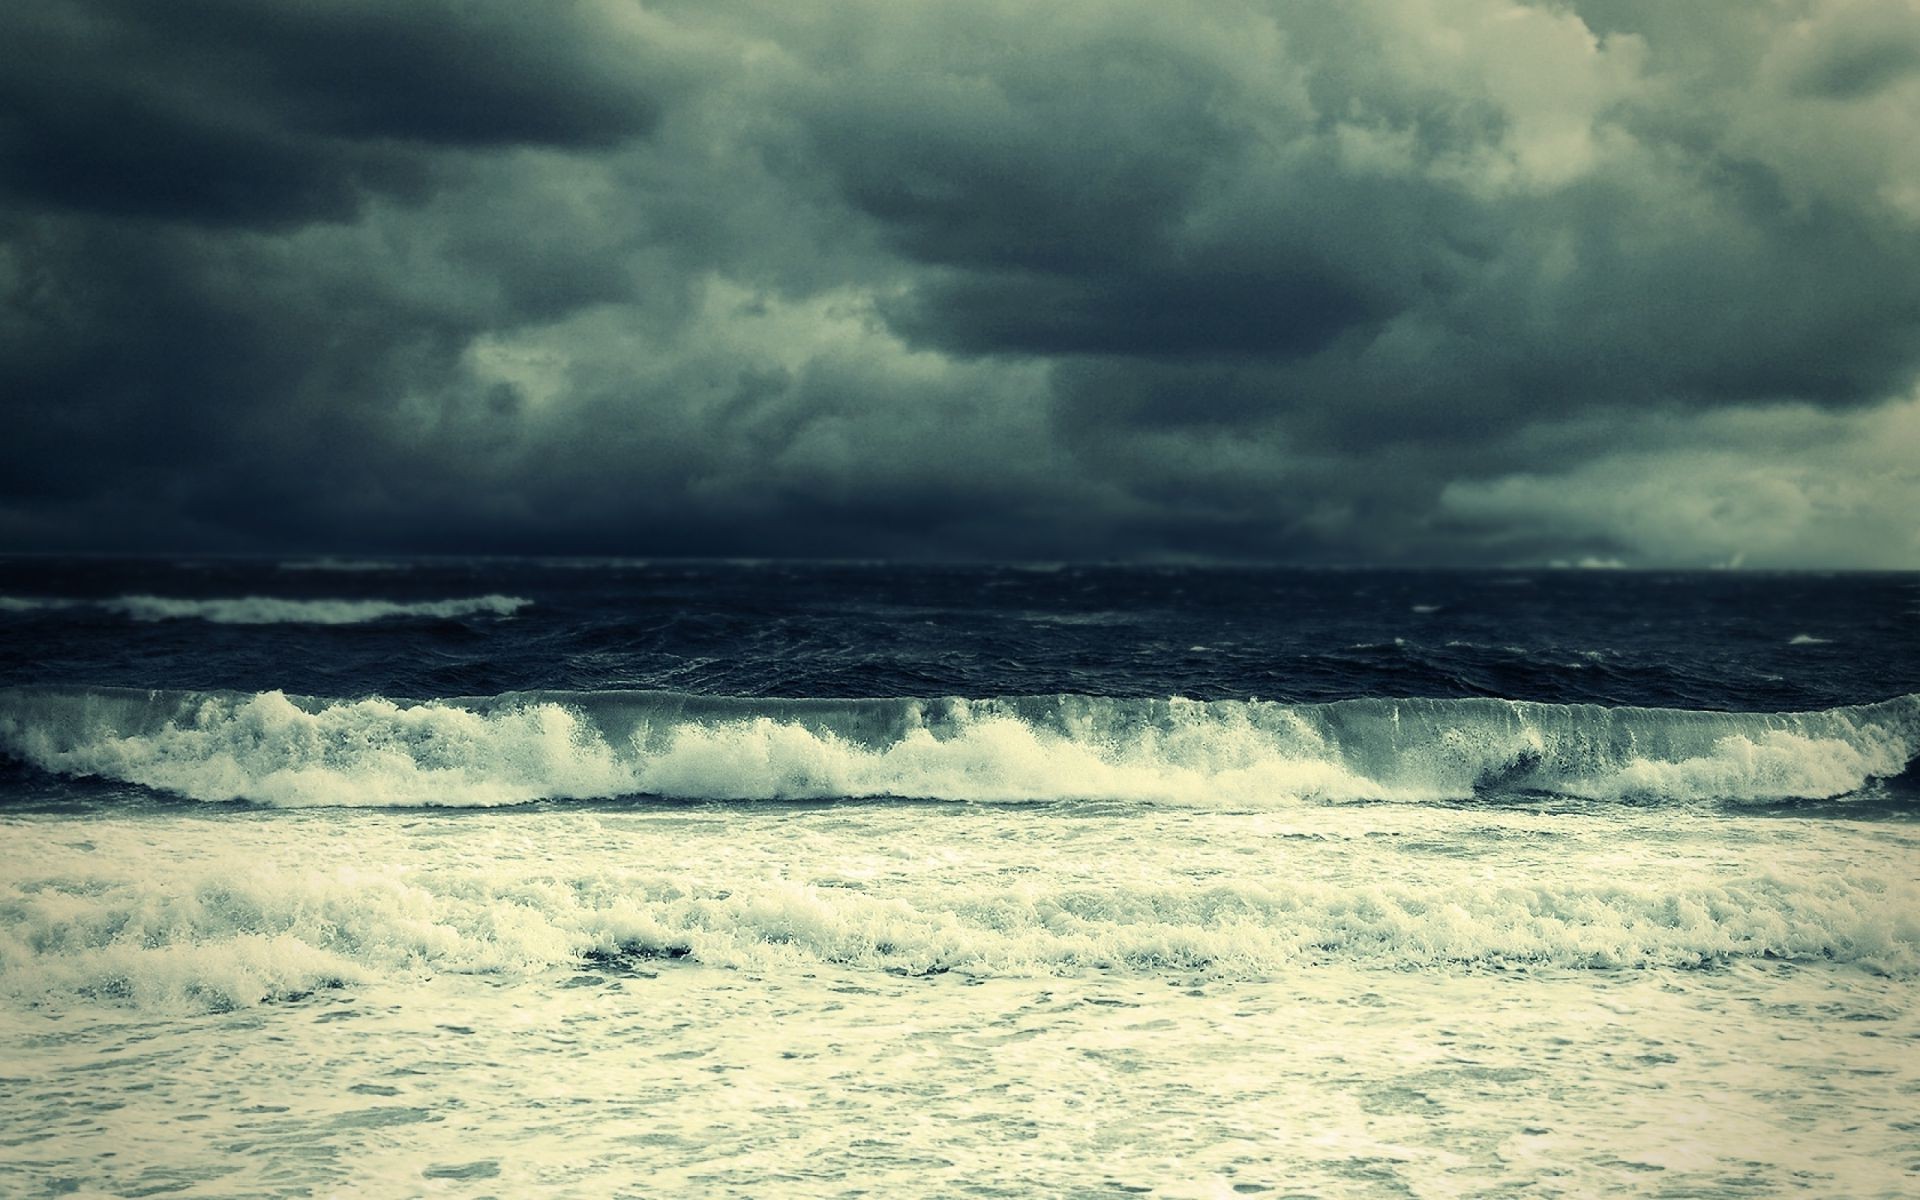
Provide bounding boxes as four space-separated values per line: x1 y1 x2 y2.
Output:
2 558 1915 710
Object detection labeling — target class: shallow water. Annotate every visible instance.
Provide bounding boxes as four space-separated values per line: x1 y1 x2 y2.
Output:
9 958 1916 1198
3 800 1917 1197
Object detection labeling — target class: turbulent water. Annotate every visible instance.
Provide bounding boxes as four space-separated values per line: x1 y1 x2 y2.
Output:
1 559 1916 1197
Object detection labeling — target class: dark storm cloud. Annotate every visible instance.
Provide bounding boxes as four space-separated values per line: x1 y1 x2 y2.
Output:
0 0 675 226
2 0 1919 566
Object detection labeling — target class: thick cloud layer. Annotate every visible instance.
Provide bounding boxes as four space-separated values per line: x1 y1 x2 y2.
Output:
3 0 1918 565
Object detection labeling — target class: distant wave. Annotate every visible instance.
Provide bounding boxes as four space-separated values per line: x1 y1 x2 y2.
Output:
3 836 1912 1009
0 594 530 624
2 686 1913 809
275 558 411 572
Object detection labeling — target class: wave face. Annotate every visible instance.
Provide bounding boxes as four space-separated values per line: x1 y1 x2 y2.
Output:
0 594 529 624
3 686 1914 809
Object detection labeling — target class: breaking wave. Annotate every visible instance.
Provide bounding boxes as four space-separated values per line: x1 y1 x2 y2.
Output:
0 594 530 624
2 686 1914 809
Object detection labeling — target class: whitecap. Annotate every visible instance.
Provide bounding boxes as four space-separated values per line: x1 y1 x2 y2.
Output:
2 687 1913 810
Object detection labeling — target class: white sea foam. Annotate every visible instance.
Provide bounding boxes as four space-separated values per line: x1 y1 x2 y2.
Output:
1 691 626 807
1 687 1914 809
3 846 1913 1010
1 593 529 623
628 706 1381 805
1561 727 1911 803
275 558 411 572
0 595 80 612
103 594 531 623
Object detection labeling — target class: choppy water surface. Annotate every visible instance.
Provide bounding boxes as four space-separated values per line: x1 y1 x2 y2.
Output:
1 559 1916 1197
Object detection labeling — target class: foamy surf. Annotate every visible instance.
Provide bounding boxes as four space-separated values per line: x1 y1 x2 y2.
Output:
2 686 1913 809
3 827 1913 1012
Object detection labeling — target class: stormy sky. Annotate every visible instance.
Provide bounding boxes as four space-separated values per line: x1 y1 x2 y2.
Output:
3 0 1918 566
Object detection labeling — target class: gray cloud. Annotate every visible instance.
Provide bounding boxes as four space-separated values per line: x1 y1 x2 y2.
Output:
2 0 1918 565
1437 398 1920 568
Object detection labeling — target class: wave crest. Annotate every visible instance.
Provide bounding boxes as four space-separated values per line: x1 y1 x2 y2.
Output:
2 687 1914 809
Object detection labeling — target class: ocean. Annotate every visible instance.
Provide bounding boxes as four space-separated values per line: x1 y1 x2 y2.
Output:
1 558 1916 1198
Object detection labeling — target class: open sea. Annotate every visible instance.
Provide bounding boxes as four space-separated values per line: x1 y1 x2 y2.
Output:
1 557 1916 1198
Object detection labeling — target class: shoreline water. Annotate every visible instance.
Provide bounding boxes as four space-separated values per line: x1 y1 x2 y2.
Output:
7 941 1914 1198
